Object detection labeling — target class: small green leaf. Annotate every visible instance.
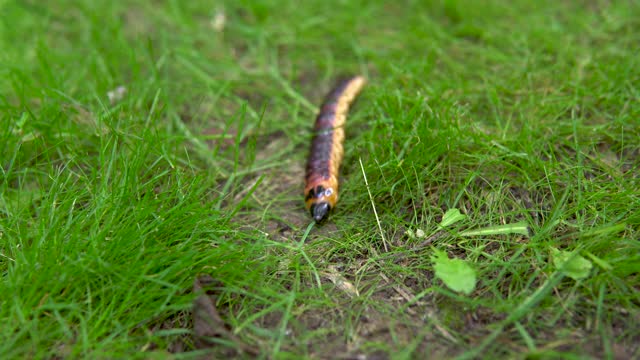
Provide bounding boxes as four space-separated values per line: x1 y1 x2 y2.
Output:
439 208 466 228
551 248 593 280
431 249 476 295
460 221 530 237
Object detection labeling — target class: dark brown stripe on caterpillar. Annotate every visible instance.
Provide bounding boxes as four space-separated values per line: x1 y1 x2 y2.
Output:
304 76 366 222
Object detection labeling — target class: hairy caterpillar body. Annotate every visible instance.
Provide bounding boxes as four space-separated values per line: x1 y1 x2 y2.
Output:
304 76 366 222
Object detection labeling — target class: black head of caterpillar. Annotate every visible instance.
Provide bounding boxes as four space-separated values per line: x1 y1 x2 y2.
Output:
305 184 335 222
310 202 331 222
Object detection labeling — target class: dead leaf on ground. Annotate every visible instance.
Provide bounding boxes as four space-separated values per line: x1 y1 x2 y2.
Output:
324 265 360 298
192 274 258 356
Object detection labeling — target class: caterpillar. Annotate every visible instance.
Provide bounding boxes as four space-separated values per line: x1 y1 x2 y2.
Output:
304 76 366 222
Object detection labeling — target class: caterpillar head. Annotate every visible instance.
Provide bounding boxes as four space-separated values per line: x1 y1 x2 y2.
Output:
304 183 338 223
310 202 331 222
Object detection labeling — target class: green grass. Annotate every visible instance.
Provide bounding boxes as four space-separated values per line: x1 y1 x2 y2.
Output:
1 0 639 358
